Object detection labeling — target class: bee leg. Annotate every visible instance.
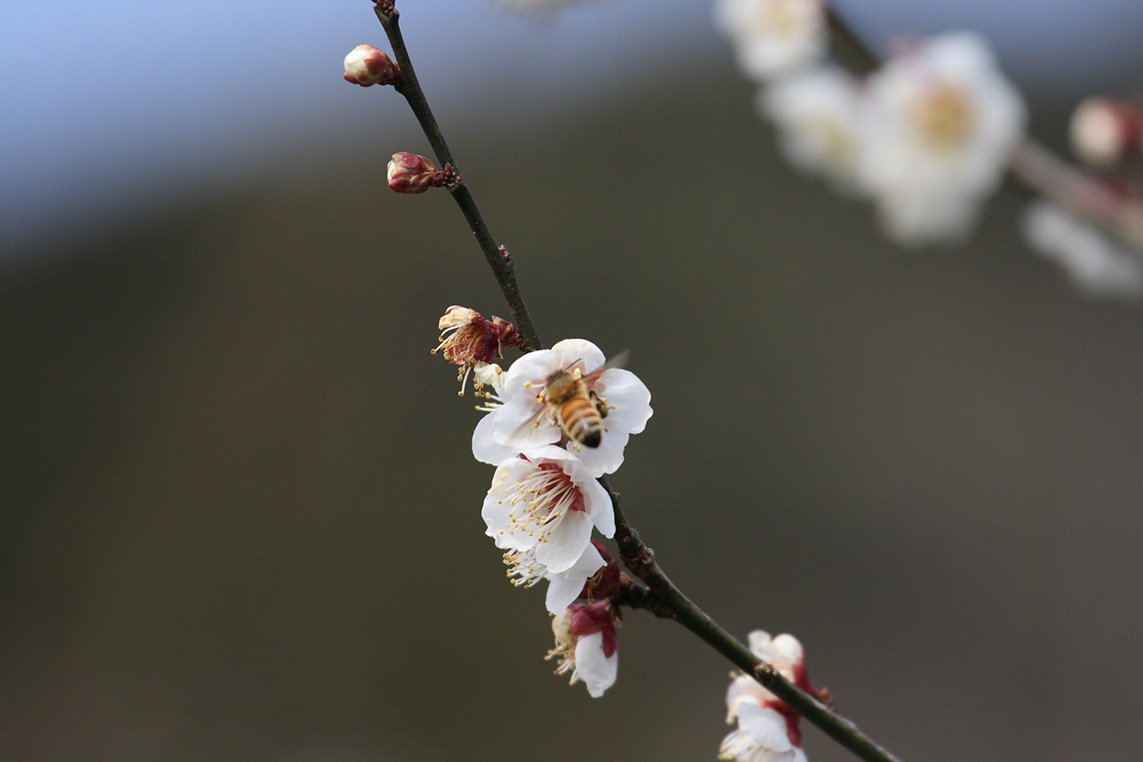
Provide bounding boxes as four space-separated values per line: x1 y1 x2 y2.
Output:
590 390 610 419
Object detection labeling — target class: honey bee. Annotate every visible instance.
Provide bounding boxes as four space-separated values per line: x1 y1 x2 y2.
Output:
525 352 628 449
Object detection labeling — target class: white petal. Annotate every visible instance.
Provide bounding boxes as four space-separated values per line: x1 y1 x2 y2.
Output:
574 631 618 698
544 543 605 614
726 675 772 721
576 467 616 538
565 423 629 477
472 409 523 466
595 368 653 435
535 507 594 574
738 703 794 753
550 339 606 373
503 350 561 397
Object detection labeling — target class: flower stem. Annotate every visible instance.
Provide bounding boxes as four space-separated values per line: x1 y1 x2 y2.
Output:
373 5 544 351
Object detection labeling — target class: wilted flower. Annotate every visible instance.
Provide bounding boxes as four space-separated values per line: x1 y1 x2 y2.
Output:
720 631 820 762
547 601 620 698
857 32 1026 246
343 44 399 87
714 0 826 82
483 446 615 579
1069 97 1140 169
472 338 653 477
432 306 521 394
760 65 865 193
1022 201 1143 300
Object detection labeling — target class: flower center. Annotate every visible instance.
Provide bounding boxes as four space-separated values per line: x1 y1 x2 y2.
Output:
912 85 975 151
500 462 585 543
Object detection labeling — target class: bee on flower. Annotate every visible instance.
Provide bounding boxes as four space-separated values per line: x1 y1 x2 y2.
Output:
472 338 652 477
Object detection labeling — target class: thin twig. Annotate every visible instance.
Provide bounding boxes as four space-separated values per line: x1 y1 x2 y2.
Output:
374 5 543 351
370 4 903 762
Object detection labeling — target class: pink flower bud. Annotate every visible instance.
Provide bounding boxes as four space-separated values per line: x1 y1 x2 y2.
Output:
343 44 399 87
1069 97 1140 169
387 152 445 194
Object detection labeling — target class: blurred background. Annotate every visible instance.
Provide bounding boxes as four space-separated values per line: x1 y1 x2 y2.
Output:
3 1 1143 761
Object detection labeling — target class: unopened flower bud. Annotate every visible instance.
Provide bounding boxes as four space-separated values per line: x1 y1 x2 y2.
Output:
1069 97 1140 169
388 152 447 194
343 44 399 87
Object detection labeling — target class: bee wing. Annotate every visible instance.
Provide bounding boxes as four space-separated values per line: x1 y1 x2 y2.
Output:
504 399 561 447
580 350 629 384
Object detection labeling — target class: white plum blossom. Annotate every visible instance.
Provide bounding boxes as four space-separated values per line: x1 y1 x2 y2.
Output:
760 65 865 193
857 32 1026 246
714 0 827 82
472 338 652 477
720 631 815 762
547 602 619 698
483 446 615 582
1022 201 1143 300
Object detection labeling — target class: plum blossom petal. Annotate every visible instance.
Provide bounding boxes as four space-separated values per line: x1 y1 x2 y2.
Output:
573 632 618 698
544 542 607 615
548 602 620 698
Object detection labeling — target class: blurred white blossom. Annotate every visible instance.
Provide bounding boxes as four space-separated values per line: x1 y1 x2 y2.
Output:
720 631 811 762
760 65 865 193
714 0 826 82
857 32 1026 246
1022 201 1143 300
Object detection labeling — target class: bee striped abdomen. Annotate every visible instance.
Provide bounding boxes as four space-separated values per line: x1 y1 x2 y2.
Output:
559 396 603 448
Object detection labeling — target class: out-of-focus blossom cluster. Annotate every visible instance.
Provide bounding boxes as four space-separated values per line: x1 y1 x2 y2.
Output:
716 1 1026 247
434 308 652 697
1022 202 1143 300
720 631 823 762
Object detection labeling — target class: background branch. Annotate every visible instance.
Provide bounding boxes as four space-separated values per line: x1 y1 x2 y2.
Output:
826 6 1143 256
